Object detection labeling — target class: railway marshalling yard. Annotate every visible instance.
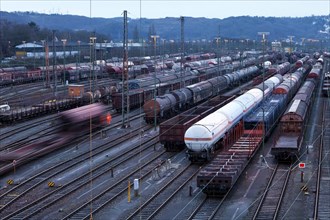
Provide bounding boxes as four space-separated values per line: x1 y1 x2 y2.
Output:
0 58 329 220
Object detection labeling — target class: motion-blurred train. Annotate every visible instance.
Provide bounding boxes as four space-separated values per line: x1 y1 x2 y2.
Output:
0 103 110 175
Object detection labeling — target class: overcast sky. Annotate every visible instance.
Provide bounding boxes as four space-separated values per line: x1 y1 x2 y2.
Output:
1 0 329 19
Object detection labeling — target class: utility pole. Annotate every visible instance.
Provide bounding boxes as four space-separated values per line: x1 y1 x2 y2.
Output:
258 31 269 158
288 35 294 88
61 39 67 85
122 10 130 128
33 41 36 69
180 16 185 88
215 25 221 75
288 35 295 57
151 35 159 130
301 38 305 52
90 33 97 93
52 30 57 96
45 41 50 88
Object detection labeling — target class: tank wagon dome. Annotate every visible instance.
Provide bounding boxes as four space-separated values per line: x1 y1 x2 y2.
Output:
264 61 272 69
184 112 228 152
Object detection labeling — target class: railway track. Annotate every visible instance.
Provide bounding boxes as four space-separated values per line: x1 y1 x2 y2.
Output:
187 196 226 220
125 163 199 220
0 108 136 175
0 122 153 218
0 114 59 139
252 163 291 220
313 99 330 219
61 153 178 219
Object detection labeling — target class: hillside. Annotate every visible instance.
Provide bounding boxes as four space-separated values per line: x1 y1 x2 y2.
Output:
0 11 329 41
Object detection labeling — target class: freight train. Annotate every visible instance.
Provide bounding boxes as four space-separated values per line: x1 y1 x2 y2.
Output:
108 54 277 112
184 74 284 162
0 66 43 85
244 66 310 138
271 77 318 161
0 103 110 175
143 66 259 124
159 62 291 152
252 62 290 85
0 64 109 86
195 65 311 195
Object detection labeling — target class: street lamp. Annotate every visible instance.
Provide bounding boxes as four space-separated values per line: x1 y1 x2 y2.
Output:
150 35 159 131
61 39 67 84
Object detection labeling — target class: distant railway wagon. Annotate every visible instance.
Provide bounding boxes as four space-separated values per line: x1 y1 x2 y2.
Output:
0 63 111 86
112 88 153 112
252 62 290 86
0 66 43 85
113 52 277 113
295 55 309 68
271 79 317 161
144 66 259 125
308 68 321 79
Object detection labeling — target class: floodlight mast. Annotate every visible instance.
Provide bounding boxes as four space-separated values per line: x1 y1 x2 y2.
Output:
257 31 269 157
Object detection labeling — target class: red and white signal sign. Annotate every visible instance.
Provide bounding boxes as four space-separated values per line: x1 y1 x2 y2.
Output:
299 162 305 169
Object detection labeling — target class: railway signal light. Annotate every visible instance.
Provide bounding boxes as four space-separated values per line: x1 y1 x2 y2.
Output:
106 113 112 124
299 162 305 169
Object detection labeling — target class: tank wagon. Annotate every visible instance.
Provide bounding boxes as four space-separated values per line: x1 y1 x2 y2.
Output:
143 66 259 124
271 78 317 161
111 52 278 112
252 62 290 85
159 95 236 151
195 67 310 195
295 55 310 68
184 74 283 162
308 67 322 79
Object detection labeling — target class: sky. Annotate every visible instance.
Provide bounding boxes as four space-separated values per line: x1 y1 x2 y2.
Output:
0 0 329 19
